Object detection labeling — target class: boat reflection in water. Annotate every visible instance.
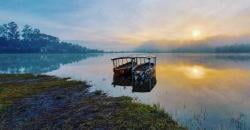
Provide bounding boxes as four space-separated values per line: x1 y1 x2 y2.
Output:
111 56 157 92
112 72 157 92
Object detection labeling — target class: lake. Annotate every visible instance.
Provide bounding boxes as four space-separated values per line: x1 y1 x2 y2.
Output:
1 53 250 130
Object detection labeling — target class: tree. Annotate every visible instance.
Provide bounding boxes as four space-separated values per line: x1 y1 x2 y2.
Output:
22 25 33 41
7 22 20 40
40 34 59 43
0 24 8 40
32 28 41 41
0 21 102 53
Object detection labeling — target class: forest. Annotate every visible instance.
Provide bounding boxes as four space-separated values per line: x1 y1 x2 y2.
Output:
0 22 102 53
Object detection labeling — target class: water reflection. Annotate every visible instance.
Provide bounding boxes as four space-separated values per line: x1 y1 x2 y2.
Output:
176 65 206 79
45 53 250 130
0 54 101 74
154 55 250 129
112 72 157 92
1 53 250 130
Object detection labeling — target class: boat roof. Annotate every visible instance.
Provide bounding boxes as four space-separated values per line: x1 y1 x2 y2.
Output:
111 56 156 61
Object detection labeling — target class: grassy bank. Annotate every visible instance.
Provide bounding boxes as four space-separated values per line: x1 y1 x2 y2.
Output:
0 74 186 129
0 74 83 113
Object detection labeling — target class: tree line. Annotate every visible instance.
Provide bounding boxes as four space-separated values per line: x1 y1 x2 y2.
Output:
0 22 103 53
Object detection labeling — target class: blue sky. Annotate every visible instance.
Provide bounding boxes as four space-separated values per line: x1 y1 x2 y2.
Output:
1 0 250 50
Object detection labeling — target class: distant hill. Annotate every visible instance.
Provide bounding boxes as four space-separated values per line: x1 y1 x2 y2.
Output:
215 44 250 53
0 22 103 53
66 40 135 52
135 35 250 53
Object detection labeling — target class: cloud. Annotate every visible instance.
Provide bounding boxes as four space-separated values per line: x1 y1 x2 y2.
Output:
1 0 250 50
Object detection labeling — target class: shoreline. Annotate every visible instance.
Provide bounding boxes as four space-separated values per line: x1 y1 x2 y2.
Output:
0 74 185 129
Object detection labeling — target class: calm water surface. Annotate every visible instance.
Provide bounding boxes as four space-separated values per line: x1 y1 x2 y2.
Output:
1 53 250 130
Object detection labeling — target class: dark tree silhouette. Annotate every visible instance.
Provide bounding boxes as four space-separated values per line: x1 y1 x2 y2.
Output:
0 24 8 40
0 22 103 53
22 25 33 41
32 28 41 41
7 22 20 40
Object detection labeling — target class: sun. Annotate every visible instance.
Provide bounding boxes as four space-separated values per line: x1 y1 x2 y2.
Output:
192 30 201 38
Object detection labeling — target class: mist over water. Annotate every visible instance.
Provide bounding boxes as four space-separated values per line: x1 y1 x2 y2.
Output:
1 53 250 130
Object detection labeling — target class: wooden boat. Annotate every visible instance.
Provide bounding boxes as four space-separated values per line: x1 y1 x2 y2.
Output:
111 57 134 76
111 56 157 92
111 56 156 77
131 56 156 80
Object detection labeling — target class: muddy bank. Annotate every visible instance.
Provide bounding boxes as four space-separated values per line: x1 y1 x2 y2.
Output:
0 74 185 129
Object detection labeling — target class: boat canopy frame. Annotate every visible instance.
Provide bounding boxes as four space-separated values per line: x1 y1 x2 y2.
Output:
111 56 156 68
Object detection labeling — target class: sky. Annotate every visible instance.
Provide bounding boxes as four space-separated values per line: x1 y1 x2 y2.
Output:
0 0 250 50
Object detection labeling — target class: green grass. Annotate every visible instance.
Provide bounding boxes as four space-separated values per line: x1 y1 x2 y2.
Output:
108 96 185 129
76 95 186 129
0 74 86 112
0 74 186 129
